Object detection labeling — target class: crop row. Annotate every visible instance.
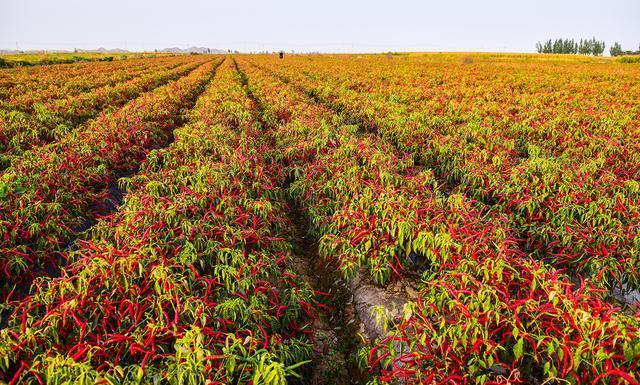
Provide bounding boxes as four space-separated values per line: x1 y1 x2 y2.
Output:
0 60 318 384
252 55 640 294
0 56 178 102
0 58 221 301
0 58 124 103
236 58 640 384
1 56 188 113
0 56 210 163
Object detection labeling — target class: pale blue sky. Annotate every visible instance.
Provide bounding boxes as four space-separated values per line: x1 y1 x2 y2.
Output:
1 0 638 53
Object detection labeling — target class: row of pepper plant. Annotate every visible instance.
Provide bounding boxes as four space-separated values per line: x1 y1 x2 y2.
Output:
0 56 209 163
0 58 221 302
254 55 640 294
0 56 181 112
0 59 319 384
236 57 640 384
0 57 165 102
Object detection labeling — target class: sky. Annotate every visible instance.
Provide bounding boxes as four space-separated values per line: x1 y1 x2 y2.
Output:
1 0 639 53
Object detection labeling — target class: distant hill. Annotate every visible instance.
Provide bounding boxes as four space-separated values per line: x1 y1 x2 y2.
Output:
77 47 129 53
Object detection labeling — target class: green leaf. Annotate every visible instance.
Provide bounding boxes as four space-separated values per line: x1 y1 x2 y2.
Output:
513 338 524 359
13 184 26 195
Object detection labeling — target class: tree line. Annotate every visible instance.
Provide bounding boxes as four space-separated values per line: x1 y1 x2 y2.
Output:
536 38 640 56
536 38 605 56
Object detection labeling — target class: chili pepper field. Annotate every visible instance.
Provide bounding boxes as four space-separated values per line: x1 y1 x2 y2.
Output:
0 53 639 385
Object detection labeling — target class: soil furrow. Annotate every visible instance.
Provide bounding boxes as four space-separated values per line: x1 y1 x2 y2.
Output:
234 58 368 384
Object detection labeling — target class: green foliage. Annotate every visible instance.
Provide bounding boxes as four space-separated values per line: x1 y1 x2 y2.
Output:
536 37 605 55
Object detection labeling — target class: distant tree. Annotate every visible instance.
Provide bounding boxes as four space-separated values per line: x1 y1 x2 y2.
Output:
536 39 553 53
578 39 589 55
610 43 640 57
591 38 605 56
562 39 577 54
544 39 552 53
610 42 623 56
553 38 561 54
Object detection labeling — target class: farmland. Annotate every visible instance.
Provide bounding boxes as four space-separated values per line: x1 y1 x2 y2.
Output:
0 52 174 68
0 53 639 384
